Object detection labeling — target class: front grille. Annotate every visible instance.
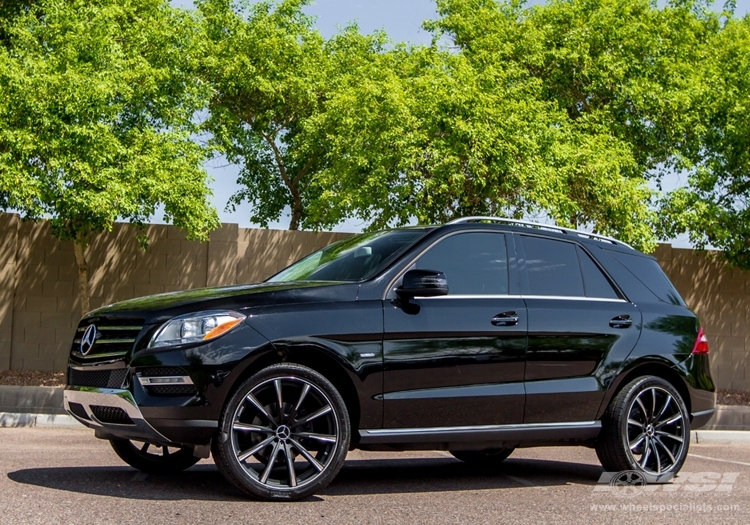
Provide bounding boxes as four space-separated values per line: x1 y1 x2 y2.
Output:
146 384 198 396
90 405 134 425
71 317 144 360
68 402 90 421
68 368 128 388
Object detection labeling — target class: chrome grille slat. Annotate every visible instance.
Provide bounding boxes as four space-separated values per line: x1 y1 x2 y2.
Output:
70 317 144 360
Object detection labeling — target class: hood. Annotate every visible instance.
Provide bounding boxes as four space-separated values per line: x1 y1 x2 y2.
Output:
86 281 359 324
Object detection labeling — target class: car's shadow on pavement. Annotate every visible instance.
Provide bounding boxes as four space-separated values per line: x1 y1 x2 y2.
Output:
7 456 603 501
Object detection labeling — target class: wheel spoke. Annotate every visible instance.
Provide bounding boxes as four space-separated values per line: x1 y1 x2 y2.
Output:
656 430 683 443
628 418 645 429
141 442 150 454
283 442 297 487
289 383 310 421
291 404 332 428
275 380 284 423
246 393 275 427
237 435 275 462
162 446 169 457
233 422 274 433
259 441 282 484
294 432 337 444
629 433 646 450
639 437 652 469
655 413 683 428
654 436 677 465
655 394 672 423
635 396 649 420
651 388 657 421
289 437 324 472
651 440 661 474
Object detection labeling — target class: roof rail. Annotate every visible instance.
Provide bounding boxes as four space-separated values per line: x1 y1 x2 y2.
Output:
445 216 634 249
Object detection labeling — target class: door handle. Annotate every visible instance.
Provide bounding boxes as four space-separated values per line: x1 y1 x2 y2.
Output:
492 312 519 326
609 315 633 328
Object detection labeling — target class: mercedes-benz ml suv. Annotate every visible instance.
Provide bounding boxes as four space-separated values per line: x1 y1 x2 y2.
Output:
64 217 715 500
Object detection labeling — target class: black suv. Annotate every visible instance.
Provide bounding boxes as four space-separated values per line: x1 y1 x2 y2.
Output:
64 217 715 500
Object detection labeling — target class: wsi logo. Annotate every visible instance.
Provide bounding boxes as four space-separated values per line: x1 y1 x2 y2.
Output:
593 471 740 497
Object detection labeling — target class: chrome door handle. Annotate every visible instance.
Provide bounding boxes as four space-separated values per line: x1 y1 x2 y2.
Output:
609 315 633 328
491 312 519 326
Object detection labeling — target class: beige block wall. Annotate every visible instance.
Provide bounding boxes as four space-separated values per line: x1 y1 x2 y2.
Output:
0 214 349 372
0 212 748 391
655 244 750 391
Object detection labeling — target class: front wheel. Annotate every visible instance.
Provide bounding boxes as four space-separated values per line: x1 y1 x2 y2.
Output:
596 376 690 477
109 439 200 473
213 363 351 501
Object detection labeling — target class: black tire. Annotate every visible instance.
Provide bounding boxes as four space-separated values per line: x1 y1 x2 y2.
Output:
213 363 351 501
450 448 515 466
596 376 690 477
109 439 200 473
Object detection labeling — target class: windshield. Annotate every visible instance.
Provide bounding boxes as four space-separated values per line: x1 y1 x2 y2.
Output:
268 229 429 283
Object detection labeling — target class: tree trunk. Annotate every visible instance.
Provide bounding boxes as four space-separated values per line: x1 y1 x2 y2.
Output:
289 195 303 231
73 238 90 317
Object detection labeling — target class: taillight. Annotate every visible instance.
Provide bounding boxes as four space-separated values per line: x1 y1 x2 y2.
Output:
692 328 709 355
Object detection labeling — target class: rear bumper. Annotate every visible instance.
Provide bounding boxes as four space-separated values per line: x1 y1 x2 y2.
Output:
64 386 172 445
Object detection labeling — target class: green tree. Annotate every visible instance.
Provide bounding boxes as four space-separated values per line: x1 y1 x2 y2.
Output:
660 15 750 268
0 0 219 315
198 0 382 231
310 0 660 249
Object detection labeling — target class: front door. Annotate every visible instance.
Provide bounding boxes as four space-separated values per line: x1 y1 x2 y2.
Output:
382 231 527 428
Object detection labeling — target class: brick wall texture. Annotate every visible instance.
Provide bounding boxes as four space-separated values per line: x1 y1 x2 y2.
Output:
0 213 747 391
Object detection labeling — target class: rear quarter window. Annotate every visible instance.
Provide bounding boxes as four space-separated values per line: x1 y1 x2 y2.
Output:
607 251 686 306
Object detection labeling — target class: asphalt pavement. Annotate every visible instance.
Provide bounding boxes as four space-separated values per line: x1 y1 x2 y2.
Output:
1 427 750 525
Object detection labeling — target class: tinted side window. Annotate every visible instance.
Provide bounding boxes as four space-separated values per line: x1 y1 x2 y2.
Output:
414 233 508 295
607 251 686 306
576 246 619 299
521 236 584 296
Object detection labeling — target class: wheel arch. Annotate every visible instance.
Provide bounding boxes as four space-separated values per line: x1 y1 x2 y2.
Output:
597 358 692 421
225 342 362 434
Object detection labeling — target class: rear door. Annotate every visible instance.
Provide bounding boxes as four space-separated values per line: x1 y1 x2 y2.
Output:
517 234 641 423
382 231 527 428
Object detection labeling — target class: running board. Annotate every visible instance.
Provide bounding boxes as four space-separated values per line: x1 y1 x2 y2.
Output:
359 421 601 445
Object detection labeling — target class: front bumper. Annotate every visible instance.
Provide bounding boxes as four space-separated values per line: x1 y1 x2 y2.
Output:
64 386 172 445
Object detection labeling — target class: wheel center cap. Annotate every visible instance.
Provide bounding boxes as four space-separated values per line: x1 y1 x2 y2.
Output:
276 425 291 440
646 424 655 437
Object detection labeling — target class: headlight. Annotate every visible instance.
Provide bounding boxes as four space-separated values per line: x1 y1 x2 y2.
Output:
149 310 246 348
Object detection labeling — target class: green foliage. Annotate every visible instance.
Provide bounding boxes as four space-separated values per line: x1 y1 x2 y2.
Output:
659 16 750 267
0 0 219 244
310 0 667 250
197 0 378 230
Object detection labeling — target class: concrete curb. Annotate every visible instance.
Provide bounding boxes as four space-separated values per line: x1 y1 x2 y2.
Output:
0 412 83 428
691 430 750 444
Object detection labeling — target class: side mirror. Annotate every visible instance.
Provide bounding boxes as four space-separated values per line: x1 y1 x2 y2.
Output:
396 269 448 298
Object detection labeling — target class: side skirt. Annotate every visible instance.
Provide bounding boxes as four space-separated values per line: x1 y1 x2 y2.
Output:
358 421 601 448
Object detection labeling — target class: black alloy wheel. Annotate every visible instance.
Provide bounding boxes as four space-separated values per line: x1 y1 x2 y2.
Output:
213 363 350 500
596 376 689 476
109 439 200 473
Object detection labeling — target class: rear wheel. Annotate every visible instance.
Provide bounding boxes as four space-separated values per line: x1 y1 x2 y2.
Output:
450 448 515 466
596 376 689 476
109 439 200 473
213 363 350 501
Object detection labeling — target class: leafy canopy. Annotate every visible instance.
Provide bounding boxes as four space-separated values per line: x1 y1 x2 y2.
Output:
0 0 219 243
